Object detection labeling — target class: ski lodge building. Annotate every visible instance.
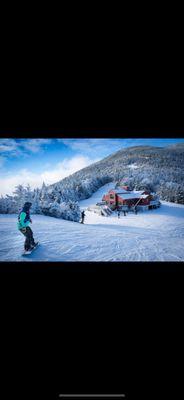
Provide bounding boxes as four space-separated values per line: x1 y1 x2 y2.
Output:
102 185 160 211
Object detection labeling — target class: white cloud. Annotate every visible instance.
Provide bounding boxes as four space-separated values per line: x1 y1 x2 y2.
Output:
41 155 99 185
0 138 53 157
0 139 21 155
0 155 99 196
0 169 42 196
20 139 52 153
58 138 127 157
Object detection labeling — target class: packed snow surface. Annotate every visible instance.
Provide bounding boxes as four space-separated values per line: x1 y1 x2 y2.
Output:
0 182 184 262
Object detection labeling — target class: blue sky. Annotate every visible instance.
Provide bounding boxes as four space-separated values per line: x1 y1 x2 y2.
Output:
0 137 183 195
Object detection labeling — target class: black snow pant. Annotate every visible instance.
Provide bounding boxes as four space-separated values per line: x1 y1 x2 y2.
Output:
20 226 36 251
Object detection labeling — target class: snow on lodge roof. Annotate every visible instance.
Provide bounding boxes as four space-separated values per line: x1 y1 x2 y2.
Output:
109 189 149 199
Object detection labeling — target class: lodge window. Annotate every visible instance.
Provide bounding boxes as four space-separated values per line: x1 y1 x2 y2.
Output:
110 194 114 199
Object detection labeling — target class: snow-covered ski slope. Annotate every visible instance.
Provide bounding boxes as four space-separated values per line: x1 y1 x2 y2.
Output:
0 182 184 262
79 182 115 209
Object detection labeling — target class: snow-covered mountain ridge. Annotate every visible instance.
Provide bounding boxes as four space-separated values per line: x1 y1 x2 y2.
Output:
47 143 184 204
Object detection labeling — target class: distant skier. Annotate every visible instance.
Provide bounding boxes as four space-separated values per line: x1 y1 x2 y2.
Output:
123 210 126 216
17 202 38 252
81 210 85 224
135 206 138 215
117 211 120 218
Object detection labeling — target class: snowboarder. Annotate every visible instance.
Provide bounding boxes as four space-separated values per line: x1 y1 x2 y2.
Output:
17 202 38 252
81 210 85 224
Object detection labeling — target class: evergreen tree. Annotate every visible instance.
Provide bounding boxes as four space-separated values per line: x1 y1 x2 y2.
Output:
32 188 41 214
13 184 26 209
25 184 32 202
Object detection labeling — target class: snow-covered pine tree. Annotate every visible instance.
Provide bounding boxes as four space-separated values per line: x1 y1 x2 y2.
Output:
32 188 41 214
5 194 17 213
59 200 81 222
40 198 80 222
13 184 26 211
39 182 50 214
40 182 47 200
0 195 7 213
24 184 33 203
49 201 62 217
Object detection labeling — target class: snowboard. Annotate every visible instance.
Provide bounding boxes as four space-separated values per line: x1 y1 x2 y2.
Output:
22 242 40 256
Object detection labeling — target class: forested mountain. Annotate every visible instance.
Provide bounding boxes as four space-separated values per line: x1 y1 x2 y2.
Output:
0 143 184 219
46 143 184 204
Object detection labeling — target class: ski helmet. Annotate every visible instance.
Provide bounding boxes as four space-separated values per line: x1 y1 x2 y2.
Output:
24 202 32 209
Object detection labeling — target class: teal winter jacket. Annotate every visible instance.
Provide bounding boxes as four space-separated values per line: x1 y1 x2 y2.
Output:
17 212 31 230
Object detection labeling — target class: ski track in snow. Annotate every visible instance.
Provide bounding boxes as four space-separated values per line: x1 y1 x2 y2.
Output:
0 183 184 262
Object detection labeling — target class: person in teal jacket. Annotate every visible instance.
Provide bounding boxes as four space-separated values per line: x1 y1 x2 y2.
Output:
18 202 37 251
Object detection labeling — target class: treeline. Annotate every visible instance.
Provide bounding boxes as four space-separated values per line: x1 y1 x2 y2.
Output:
0 183 81 222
